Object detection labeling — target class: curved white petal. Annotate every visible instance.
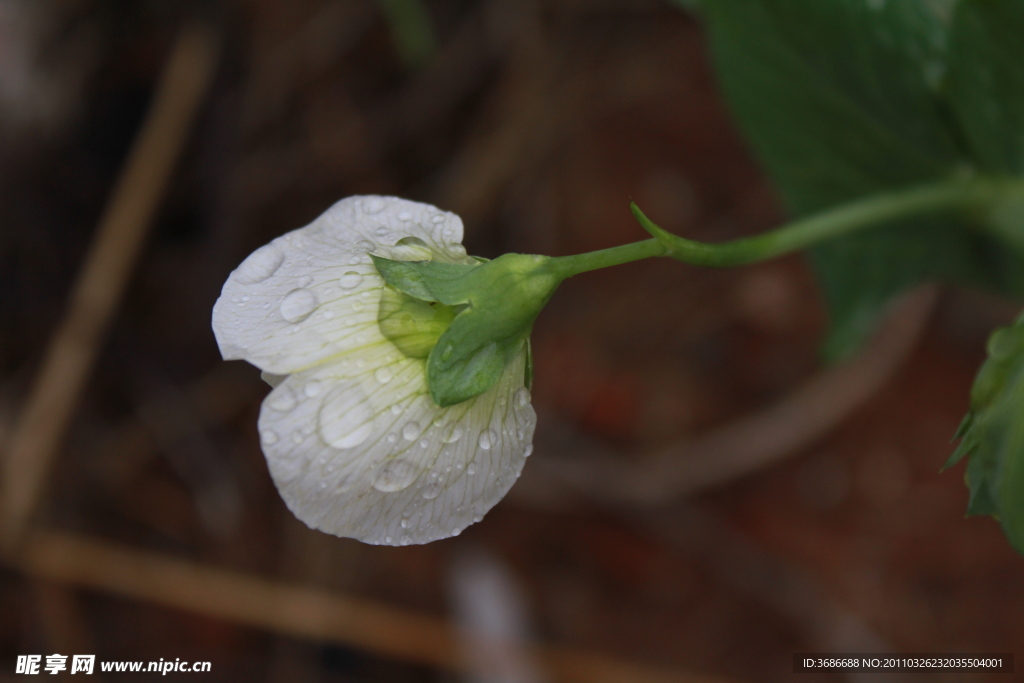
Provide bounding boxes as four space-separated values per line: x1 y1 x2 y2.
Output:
212 196 470 375
258 347 535 545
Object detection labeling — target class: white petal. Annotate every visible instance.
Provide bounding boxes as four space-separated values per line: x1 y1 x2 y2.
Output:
212 196 469 375
257 348 535 545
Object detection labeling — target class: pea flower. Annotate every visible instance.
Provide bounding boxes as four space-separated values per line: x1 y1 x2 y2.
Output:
212 196 537 545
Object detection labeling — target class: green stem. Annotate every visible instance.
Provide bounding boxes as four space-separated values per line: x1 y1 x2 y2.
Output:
549 176 1022 278
550 237 666 279
637 177 1013 267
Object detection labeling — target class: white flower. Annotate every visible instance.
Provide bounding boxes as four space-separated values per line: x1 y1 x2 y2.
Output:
212 196 536 545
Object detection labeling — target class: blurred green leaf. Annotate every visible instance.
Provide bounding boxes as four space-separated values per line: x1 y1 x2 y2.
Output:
946 0 1024 175
696 0 1024 359
951 320 1024 553
376 0 437 69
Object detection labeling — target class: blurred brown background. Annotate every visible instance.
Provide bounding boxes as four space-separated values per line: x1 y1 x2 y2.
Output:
1 0 1022 681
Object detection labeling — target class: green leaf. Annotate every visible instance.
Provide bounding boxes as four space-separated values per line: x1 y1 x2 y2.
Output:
946 0 1024 175
952 319 1024 552
696 0 1023 359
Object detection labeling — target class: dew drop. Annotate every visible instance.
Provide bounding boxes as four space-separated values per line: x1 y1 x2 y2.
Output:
236 244 284 283
280 288 318 323
450 244 467 257
261 429 279 444
478 430 495 450
515 387 531 408
352 301 364 312
356 239 375 251
387 433 398 443
391 404 403 415
319 384 374 449
375 226 390 239
392 236 433 261
375 367 394 384
402 422 420 441
349 255 363 265
467 464 476 475
419 439 429 449
372 458 419 492
398 211 412 221
401 518 411 529
304 380 322 397
364 197 386 214
268 389 296 412
296 275 313 288
385 536 392 544
452 527 461 536
524 444 534 457
444 426 463 443
421 480 443 499
431 214 445 224
339 271 362 290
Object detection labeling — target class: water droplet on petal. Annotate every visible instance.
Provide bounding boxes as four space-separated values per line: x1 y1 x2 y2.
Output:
478 430 495 450
296 275 313 288
391 404 403 415
280 288 318 323
419 439 429 449
421 480 443 499
400 518 410 529
236 244 284 283
467 463 476 475
392 236 433 261
452 527 461 536
385 536 392 543
431 214 445 224
372 458 419 492
364 197 386 214
387 433 398 443
524 444 534 457
261 429 279 444
375 367 393 384
398 211 412 221
339 272 362 289
356 239 374 251
304 380 322 397
319 384 374 449
402 422 420 440
450 244 467 257
515 387 531 408
375 226 390 239
268 388 296 412
444 426 462 443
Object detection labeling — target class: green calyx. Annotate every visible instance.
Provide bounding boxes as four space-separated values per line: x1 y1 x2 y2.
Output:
372 252 561 407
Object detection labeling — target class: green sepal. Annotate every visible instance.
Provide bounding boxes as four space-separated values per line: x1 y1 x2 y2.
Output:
370 255 480 304
951 318 1024 553
425 253 561 406
372 252 562 407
